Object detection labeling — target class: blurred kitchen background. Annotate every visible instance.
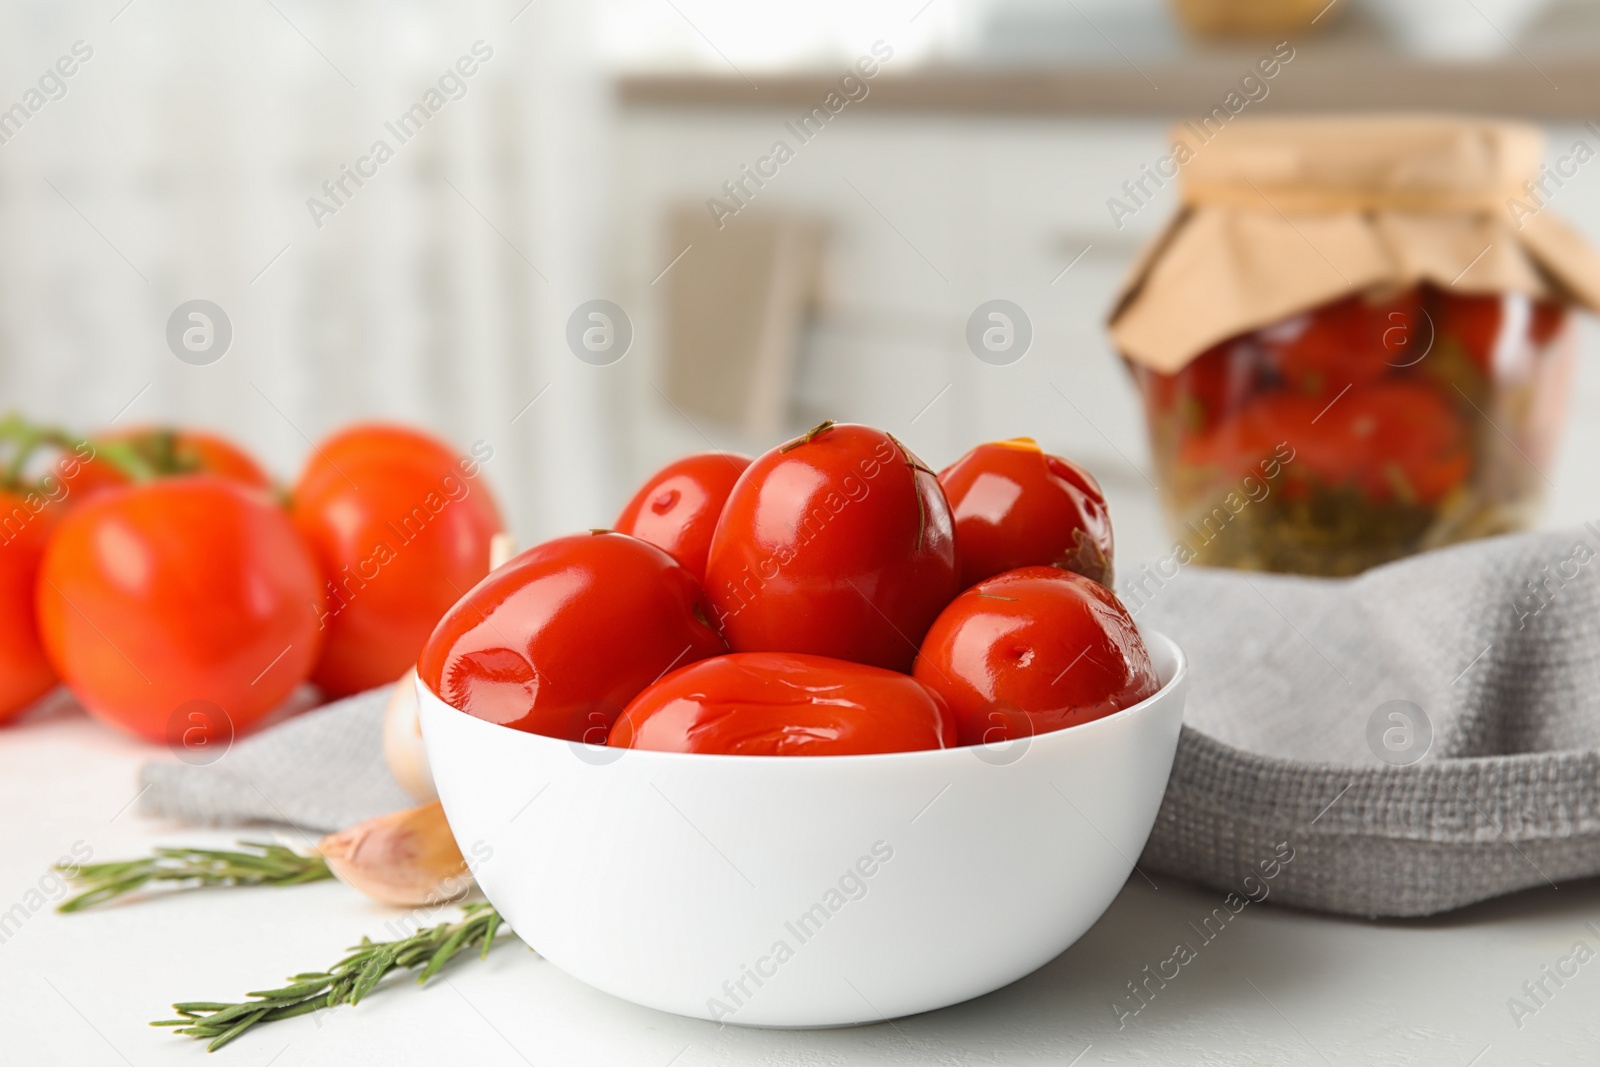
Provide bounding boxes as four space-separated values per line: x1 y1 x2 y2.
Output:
2 0 1598 560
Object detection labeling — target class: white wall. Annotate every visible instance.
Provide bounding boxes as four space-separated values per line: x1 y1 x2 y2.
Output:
0 0 611 543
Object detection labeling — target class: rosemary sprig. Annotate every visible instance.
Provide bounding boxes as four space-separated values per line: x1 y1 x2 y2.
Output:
56 842 333 913
154 903 508 1051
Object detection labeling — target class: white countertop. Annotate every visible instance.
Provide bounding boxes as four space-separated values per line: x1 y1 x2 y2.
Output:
4 701 1598 1067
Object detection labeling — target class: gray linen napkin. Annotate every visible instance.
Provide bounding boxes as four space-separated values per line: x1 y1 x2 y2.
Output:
139 526 1600 917
1130 524 1600 917
138 687 413 832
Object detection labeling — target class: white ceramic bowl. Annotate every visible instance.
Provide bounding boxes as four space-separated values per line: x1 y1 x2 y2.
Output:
418 630 1187 1027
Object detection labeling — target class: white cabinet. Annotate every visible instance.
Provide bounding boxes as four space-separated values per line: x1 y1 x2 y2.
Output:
610 112 1180 556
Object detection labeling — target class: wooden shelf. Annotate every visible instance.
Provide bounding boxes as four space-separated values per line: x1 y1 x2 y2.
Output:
617 57 1600 120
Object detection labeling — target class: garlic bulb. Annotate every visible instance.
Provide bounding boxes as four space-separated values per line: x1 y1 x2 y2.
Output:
316 800 471 907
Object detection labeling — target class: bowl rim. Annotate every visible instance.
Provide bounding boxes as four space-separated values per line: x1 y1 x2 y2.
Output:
418 628 1186 768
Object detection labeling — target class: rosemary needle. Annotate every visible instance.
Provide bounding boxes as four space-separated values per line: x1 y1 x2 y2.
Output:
56 842 333 912
154 903 508 1051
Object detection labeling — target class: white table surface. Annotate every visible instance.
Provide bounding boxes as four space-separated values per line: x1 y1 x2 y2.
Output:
4 699 1598 1067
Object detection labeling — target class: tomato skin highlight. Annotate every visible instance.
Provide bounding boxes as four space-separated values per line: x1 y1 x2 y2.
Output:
610 652 956 756
614 452 752 581
914 567 1159 746
292 423 502 697
704 423 959 674
939 438 1114 589
0 492 59 723
418 532 727 742
35 477 324 742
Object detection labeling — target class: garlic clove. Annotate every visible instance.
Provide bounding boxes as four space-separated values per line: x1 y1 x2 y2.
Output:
384 667 437 803
489 531 517 571
383 533 516 803
316 800 471 907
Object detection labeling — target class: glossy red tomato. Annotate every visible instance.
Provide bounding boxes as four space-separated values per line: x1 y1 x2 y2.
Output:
610 652 955 755
419 531 726 741
704 421 958 673
293 424 502 697
939 438 1113 589
36 477 324 742
914 567 1159 746
0 491 59 723
614 451 752 581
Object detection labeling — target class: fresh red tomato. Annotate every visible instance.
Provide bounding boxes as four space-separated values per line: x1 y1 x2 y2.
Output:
419 531 726 741
704 421 958 673
55 441 129 505
99 427 273 490
614 452 752 581
35 477 324 742
54 427 274 507
610 652 955 755
939 438 1113 589
914 567 1159 746
0 424 266 514
292 424 502 697
0 491 59 723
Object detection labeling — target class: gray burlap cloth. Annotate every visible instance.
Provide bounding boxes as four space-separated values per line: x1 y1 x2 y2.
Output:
140 526 1600 917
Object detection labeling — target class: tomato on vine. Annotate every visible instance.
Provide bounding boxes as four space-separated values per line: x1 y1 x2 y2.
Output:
292 424 502 697
36 477 324 742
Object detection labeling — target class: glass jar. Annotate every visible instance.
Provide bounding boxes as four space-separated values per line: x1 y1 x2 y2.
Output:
1129 283 1574 576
